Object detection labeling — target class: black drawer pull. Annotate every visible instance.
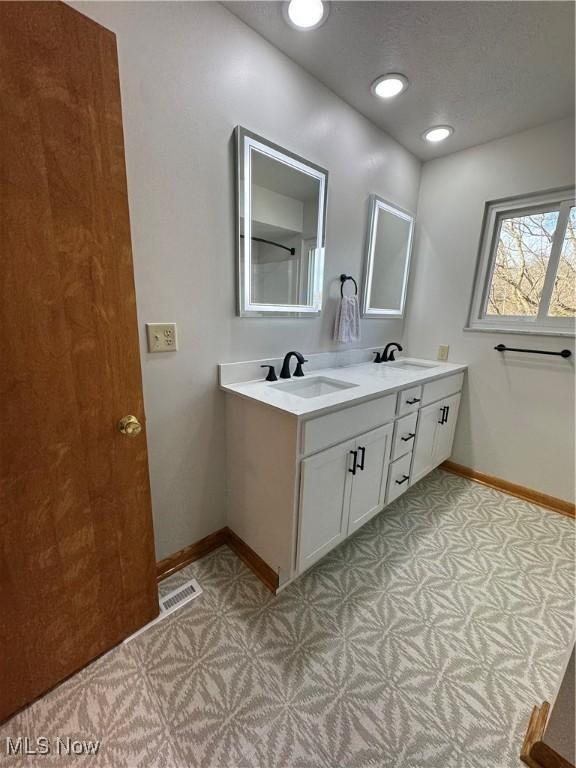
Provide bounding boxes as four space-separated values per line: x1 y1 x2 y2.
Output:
400 433 415 442
438 405 450 424
406 398 421 405
357 446 366 471
395 474 409 485
349 449 358 475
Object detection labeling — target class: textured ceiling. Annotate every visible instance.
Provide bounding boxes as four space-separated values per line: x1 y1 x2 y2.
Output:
222 1 575 160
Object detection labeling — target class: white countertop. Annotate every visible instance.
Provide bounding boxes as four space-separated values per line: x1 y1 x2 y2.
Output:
220 358 467 418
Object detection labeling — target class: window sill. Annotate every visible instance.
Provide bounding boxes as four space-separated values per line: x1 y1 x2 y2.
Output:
463 325 575 338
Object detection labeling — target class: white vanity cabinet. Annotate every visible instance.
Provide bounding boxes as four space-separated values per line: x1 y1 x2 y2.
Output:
386 452 413 504
298 421 393 571
412 393 461 484
223 364 465 591
348 423 393 534
298 438 355 573
391 411 418 460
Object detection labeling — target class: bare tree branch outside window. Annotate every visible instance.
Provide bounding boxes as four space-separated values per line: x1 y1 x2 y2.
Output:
549 207 576 317
486 208 575 318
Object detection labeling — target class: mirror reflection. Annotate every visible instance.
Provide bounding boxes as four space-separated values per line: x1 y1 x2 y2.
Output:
362 196 414 318
236 128 328 317
249 153 320 307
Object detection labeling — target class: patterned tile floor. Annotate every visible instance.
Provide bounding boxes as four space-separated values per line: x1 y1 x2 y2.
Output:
1 470 574 768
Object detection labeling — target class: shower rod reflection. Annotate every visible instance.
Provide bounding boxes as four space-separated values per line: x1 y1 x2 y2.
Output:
240 235 296 256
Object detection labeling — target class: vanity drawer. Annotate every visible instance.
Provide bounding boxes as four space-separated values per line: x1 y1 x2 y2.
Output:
397 386 423 416
422 373 464 406
386 452 412 504
392 412 418 460
301 394 396 456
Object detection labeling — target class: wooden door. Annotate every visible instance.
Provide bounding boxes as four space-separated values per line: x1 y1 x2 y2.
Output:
0 1 159 722
298 440 354 573
348 424 393 534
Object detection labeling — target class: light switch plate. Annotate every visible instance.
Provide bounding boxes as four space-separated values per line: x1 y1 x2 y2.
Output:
437 344 449 361
146 323 178 353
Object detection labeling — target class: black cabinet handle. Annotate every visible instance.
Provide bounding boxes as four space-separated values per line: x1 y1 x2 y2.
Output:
349 449 358 475
406 398 421 405
357 446 366 470
438 405 450 424
395 474 409 485
400 433 416 442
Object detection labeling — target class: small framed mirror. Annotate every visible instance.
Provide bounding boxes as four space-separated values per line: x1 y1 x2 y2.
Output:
235 127 328 317
361 195 415 318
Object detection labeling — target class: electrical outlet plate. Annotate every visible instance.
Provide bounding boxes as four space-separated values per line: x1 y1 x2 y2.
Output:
437 344 449 361
146 323 178 353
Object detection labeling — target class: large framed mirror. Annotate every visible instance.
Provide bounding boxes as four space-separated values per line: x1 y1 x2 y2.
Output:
235 127 328 317
361 195 415 318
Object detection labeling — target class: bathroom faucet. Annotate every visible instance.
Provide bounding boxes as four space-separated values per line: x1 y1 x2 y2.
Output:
280 351 308 379
382 342 403 362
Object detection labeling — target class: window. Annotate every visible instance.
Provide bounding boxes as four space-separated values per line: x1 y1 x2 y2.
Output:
467 189 575 335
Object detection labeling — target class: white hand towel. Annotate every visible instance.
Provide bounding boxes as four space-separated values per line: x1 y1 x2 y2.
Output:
334 295 361 344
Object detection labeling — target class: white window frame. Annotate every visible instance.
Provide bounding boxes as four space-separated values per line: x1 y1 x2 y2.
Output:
466 187 575 337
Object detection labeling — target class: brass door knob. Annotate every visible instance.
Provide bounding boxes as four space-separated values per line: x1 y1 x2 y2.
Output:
117 415 142 436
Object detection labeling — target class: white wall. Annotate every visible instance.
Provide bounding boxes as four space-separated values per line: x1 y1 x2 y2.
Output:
252 185 303 232
403 118 575 502
73 1 421 559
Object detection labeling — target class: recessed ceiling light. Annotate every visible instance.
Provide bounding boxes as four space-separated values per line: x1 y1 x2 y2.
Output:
371 74 409 99
284 0 328 30
423 125 454 143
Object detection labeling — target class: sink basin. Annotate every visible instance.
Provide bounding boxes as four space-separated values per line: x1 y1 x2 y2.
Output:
273 376 358 399
365 360 440 375
387 361 439 371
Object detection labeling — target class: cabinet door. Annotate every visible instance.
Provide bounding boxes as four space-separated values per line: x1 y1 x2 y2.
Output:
348 423 393 535
411 400 444 484
433 393 461 466
298 439 354 573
